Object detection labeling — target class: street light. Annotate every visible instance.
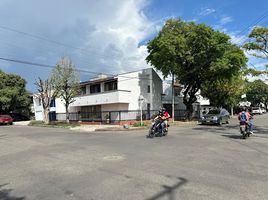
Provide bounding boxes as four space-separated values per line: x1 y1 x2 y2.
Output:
138 95 144 126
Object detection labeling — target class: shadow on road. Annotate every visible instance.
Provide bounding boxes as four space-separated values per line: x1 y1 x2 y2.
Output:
254 126 268 135
145 177 187 200
0 184 25 200
193 124 238 135
221 134 242 139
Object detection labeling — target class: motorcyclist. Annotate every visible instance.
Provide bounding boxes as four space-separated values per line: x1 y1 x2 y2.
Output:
238 107 253 134
160 107 170 134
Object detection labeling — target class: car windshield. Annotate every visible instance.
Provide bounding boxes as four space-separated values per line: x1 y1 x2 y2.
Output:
207 110 220 114
252 107 259 110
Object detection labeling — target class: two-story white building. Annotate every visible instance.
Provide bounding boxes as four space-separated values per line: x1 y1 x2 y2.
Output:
33 68 163 123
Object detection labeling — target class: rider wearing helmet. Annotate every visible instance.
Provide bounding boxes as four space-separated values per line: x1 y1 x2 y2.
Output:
160 107 170 134
238 107 253 134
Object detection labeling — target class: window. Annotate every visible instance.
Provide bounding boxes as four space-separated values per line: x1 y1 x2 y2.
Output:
80 86 86 95
147 85 150 93
147 103 150 111
90 84 101 93
104 81 117 91
50 99 56 107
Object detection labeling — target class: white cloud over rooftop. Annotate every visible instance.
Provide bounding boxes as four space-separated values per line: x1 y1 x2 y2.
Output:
0 0 154 89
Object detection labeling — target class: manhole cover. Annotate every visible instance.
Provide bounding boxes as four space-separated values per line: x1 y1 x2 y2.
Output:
103 155 124 161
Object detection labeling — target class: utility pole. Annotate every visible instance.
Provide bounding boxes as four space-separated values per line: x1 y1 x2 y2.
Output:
172 73 175 123
138 95 144 125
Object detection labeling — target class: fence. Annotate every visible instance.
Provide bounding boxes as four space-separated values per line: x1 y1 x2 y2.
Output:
54 109 189 124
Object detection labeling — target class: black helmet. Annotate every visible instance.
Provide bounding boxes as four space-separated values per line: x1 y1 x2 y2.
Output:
241 107 246 112
161 107 166 112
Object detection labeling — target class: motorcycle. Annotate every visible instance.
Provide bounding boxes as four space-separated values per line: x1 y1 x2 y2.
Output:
240 123 251 139
147 116 168 138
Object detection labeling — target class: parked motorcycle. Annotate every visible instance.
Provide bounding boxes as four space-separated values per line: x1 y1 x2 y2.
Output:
147 116 168 138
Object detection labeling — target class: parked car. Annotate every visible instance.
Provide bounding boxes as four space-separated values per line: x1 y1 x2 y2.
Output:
9 113 30 121
261 107 266 114
0 115 13 125
200 108 230 125
251 107 262 115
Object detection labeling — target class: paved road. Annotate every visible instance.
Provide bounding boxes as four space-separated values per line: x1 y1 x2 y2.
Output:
0 114 267 200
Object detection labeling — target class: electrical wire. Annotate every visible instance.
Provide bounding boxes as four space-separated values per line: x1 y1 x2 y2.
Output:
0 56 153 81
236 11 268 45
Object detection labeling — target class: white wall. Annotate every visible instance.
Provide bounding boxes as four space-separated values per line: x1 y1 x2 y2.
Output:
32 68 163 120
101 103 129 111
117 68 162 111
151 69 163 110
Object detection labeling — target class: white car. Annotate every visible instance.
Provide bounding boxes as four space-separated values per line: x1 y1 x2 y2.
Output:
251 107 262 115
261 107 267 113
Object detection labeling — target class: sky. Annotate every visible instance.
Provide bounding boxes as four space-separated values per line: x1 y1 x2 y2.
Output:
0 0 267 92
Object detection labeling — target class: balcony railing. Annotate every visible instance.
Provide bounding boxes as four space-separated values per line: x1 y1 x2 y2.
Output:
71 90 131 106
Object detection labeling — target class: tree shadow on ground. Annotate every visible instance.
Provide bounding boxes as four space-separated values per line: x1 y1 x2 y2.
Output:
0 184 25 200
145 177 187 200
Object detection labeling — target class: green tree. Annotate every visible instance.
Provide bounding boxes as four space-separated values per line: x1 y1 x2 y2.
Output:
51 56 79 123
0 70 31 114
243 26 268 59
202 75 245 109
246 79 268 107
243 26 268 75
146 19 247 119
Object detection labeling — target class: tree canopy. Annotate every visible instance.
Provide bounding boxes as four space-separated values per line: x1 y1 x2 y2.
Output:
243 26 268 59
51 56 79 123
243 26 268 76
201 75 245 108
0 70 31 114
245 79 268 107
146 19 247 119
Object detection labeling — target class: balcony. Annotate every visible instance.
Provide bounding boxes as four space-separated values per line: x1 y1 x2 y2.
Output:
70 90 131 107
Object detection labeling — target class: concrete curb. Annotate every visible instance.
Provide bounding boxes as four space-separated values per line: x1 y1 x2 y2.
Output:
13 121 31 126
76 121 199 132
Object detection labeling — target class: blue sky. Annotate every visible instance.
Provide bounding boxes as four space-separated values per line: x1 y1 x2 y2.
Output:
0 0 267 92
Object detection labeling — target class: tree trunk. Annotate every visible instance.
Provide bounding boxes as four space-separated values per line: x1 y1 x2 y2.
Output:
184 102 193 121
171 73 175 123
183 86 197 121
230 106 234 117
65 104 70 124
43 108 50 124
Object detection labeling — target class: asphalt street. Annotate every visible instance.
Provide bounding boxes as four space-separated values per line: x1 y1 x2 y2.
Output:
0 114 268 200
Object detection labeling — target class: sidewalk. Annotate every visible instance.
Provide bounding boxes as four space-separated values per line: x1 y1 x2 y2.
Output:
12 120 198 132
13 121 31 126
71 120 198 132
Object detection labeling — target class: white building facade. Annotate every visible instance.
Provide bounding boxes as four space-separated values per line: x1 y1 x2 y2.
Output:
33 68 163 122
70 68 162 112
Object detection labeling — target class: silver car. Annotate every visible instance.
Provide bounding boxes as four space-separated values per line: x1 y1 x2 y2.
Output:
200 108 230 125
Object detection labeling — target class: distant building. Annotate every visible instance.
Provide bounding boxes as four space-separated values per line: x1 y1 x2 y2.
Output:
162 80 210 118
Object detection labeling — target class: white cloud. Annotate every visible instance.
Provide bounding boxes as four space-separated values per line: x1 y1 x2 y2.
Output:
220 16 233 25
0 0 156 90
229 33 247 45
199 8 216 16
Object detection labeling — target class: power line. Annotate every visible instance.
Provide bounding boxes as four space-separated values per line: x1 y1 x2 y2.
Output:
0 25 97 55
236 10 268 45
0 56 153 81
